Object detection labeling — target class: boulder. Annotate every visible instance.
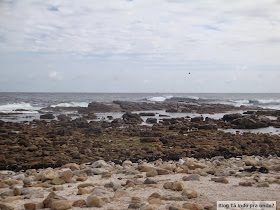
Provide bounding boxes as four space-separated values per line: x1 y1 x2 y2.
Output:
222 113 242 122
146 118 157 124
182 189 198 198
86 196 104 208
40 113 55 119
43 192 67 208
122 112 143 124
50 200 72 210
163 181 184 191
182 174 200 181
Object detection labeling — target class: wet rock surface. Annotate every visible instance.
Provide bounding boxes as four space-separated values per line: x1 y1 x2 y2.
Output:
1 102 280 170
1 101 280 208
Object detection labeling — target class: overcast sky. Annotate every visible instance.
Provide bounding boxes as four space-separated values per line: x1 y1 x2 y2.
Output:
0 0 280 93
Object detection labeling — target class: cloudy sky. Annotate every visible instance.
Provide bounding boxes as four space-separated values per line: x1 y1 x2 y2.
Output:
0 0 280 92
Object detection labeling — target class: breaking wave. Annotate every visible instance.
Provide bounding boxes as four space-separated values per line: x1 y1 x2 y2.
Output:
146 96 201 102
50 102 89 108
0 103 39 113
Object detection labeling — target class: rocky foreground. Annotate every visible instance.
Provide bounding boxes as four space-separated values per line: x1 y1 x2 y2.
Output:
1 103 280 170
0 156 280 210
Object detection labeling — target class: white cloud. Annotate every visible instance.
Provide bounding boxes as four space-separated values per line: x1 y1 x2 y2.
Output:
49 71 63 80
0 0 280 66
0 0 280 92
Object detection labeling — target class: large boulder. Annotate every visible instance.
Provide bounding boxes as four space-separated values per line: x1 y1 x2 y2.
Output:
231 115 270 129
122 112 143 124
40 113 55 119
222 113 242 122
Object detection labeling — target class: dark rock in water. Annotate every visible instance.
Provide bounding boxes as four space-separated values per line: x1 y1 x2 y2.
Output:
78 101 119 113
222 113 242 122
40 114 55 119
113 101 166 111
122 112 143 124
15 109 28 112
107 116 113 120
146 118 157 124
57 114 71 122
166 108 178 113
243 111 256 115
139 112 156 116
111 118 124 125
231 115 270 129
191 116 203 122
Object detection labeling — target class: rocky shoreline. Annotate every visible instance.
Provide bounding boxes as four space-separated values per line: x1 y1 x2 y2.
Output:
1 101 280 209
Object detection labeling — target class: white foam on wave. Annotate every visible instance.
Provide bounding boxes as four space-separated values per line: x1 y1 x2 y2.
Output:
255 99 280 104
229 99 250 106
0 103 39 113
186 96 200 100
50 102 89 108
147 96 173 102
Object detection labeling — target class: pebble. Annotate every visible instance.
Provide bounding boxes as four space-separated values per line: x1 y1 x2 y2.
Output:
144 178 157 184
86 195 104 207
211 177 229 184
182 188 198 199
182 203 204 210
148 198 165 205
59 170 73 182
182 174 200 181
257 182 270 187
146 169 158 177
0 203 14 210
52 178 65 185
113 189 127 199
50 200 72 210
72 199 86 207
77 188 89 195
163 181 184 191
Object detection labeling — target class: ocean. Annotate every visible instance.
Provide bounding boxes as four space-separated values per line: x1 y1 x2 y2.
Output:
0 92 280 113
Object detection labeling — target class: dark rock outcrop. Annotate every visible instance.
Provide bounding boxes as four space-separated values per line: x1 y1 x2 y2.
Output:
40 114 55 120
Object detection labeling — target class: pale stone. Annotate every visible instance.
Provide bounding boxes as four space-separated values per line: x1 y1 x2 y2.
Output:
72 199 86 207
77 188 89 195
113 189 127 199
50 200 72 210
146 169 158 177
148 198 165 205
86 196 104 207
59 170 73 182
182 203 204 210
211 177 229 184
182 174 200 181
182 189 198 198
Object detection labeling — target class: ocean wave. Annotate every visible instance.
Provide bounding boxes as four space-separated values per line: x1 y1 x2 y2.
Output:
146 96 173 102
0 103 39 113
146 96 201 102
249 99 280 105
50 102 89 108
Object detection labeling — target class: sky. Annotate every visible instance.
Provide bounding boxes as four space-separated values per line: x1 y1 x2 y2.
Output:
0 0 280 93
